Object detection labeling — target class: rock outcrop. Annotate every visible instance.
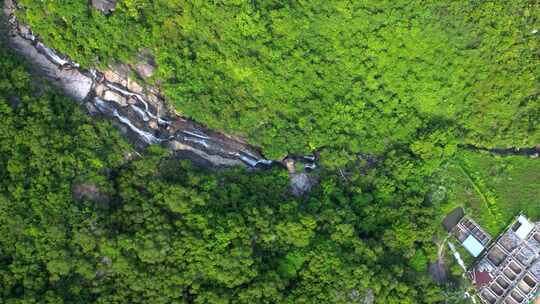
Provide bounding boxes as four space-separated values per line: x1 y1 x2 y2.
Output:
91 0 116 15
3 0 273 170
4 9 92 101
284 157 317 196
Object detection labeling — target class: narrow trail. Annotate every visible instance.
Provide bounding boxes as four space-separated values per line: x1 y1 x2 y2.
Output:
430 235 450 284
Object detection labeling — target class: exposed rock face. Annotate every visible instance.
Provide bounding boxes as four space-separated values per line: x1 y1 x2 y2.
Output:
5 26 92 101
168 140 244 167
3 0 276 170
429 259 448 284
290 172 314 196
127 78 143 93
284 156 319 196
363 289 374 304
103 90 127 107
91 0 116 15
284 158 296 173
133 50 156 79
103 69 127 86
60 69 93 101
135 62 155 79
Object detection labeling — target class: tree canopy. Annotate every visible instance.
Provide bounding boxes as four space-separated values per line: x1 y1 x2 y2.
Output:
16 0 540 161
0 40 451 302
2 1 539 303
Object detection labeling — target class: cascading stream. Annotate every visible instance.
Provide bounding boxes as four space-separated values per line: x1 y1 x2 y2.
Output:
2 0 298 169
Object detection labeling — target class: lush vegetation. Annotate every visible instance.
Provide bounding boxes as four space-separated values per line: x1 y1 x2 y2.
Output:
0 41 452 303
2 1 540 303
439 150 540 236
17 0 540 161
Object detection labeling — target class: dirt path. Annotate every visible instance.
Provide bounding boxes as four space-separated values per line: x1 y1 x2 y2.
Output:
429 236 449 284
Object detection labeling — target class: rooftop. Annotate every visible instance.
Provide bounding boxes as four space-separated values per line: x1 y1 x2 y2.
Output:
465 235 487 258
450 215 492 258
467 215 540 304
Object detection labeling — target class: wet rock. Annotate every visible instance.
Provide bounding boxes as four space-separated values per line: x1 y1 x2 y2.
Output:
147 93 161 107
18 23 34 40
349 289 360 301
8 31 93 101
103 90 127 107
290 173 314 196
59 70 93 102
127 96 137 105
429 259 448 284
148 120 159 130
91 0 116 14
85 102 100 115
144 93 165 116
363 289 374 304
4 1 314 172
169 140 243 167
94 84 107 97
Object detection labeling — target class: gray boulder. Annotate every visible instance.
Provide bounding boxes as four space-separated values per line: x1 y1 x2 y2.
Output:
135 62 155 79
91 0 116 14
133 50 157 79
290 173 314 196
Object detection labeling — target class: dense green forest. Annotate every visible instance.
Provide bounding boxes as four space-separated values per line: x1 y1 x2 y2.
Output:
16 0 540 161
2 0 539 303
0 40 452 303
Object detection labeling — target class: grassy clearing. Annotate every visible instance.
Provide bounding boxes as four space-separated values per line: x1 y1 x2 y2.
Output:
439 150 540 237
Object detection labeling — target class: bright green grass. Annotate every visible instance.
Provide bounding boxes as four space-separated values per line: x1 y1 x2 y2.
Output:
442 150 540 237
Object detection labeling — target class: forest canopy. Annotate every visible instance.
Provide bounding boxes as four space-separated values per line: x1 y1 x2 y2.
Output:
16 0 540 162
0 42 447 303
1 0 540 303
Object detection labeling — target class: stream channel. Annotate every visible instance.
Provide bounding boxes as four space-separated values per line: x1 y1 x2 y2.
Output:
2 0 320 171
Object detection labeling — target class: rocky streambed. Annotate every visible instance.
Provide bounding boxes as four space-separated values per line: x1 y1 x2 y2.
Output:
464 144 540 158
3 0 307 170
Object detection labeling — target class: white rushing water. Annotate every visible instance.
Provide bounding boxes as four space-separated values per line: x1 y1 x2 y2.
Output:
107 82 138 97
183 136 209 148
35 42 78 67
447 241 467 271
94 97 116 115
130 104 150 122
234 151 273 167
105 82 171 126
94 97 162 144
183 130 209 140
113 109 162 144
5 6 278 168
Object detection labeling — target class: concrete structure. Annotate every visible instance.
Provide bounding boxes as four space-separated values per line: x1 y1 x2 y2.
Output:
465 235 489 257
468 215 540 304
451 216 492 257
